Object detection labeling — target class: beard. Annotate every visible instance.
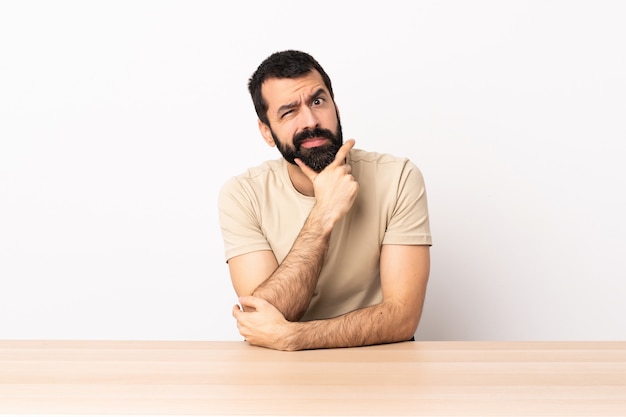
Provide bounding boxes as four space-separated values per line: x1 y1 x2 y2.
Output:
271 119 344 173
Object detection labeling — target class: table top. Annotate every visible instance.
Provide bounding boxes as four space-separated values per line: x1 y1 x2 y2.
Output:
1 340 625 416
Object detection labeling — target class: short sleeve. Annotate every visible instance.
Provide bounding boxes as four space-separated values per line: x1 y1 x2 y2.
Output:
382 160 432 246
218 177 272 262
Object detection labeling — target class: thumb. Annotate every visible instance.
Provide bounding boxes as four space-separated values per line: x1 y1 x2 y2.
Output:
238 295 267 311
332 138 355 166
294 157 318 182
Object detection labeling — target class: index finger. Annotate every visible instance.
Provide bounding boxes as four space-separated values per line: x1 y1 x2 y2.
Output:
332 138 355 166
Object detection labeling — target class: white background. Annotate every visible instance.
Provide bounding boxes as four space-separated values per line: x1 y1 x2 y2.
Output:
1 1 625 341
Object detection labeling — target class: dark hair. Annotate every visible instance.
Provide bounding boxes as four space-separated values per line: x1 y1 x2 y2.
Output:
248 50 334 127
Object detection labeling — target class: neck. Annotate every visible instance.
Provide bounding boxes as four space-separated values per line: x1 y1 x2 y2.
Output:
287 163 315 197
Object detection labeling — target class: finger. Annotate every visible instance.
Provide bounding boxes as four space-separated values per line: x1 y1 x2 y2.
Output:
232 303 242 318
238 295 267 311
294 157 318 182
295 138 356 181
332 139 355 166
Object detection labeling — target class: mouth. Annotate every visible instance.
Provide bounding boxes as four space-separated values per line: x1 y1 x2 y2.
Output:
299 137 329 149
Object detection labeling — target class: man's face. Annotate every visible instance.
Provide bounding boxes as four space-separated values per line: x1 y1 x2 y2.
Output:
260 70 343 173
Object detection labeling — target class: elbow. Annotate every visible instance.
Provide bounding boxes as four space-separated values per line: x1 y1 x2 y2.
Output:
396 318 419 342
250 289 306 322
283 310 305 323
389 303 422 342
370 306 407 343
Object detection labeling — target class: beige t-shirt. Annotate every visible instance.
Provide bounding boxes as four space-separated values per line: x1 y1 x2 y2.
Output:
218 148 431 321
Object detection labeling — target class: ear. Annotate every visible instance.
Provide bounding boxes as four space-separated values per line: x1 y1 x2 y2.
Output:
258 119 275 147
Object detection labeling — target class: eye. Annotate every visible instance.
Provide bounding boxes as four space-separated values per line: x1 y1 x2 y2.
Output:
280 109 294 119
312 97 324 106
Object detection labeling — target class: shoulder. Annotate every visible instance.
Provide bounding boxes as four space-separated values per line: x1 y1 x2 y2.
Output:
219 158 286 198
349 148 423 180
225 158 285 184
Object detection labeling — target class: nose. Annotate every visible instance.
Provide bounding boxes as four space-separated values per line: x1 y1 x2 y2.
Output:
298 103 319 131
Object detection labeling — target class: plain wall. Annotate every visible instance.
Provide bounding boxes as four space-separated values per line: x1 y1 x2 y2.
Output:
1 1 625 341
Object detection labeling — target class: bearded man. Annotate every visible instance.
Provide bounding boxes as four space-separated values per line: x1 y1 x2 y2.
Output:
218 50 432 350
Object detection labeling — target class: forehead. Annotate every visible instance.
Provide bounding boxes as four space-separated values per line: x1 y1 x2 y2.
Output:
261 70 328 111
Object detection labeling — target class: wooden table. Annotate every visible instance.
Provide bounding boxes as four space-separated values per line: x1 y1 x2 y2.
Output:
1 340 625 416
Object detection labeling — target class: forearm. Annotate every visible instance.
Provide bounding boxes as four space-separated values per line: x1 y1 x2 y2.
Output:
245 140 358 322
252 206 334 321
281 300 420 350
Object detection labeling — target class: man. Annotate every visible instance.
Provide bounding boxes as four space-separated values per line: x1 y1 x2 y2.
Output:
218 50 431 351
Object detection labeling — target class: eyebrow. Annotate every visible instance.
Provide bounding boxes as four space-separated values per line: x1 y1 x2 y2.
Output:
276 88 327 117
276 101 299 117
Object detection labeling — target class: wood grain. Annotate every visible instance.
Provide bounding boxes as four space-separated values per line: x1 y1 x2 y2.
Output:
1 340 625 415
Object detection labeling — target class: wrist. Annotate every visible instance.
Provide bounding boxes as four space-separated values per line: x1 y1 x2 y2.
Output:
308 204 337 235
281 321 303 351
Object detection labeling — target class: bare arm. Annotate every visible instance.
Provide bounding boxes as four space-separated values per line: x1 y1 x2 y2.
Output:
228 208 331 322
228 139 358 322
234 244 430 350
